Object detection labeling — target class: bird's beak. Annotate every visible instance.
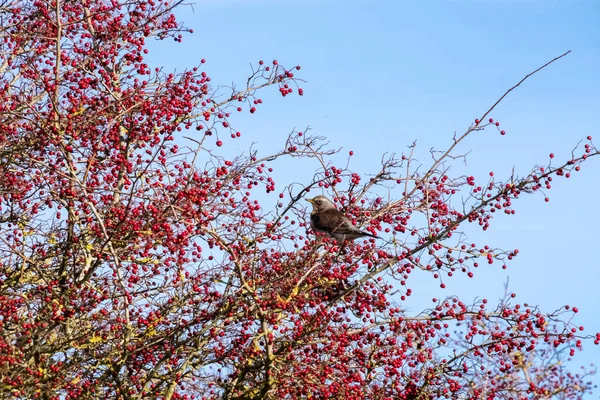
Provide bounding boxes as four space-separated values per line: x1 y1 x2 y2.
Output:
306 198 314 204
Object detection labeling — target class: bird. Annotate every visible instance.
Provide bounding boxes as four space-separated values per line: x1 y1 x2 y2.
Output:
306 195 380 245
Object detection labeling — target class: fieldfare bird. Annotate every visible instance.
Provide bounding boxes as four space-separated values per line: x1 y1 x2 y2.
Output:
306 195 380 244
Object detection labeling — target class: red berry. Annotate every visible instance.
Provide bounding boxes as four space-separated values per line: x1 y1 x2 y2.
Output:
250 107 256 113
587 135 592 140
500 130 506 135
549 153 554 158
216 140 223 147
573 307 579 313
273 60 278 65
298 88 304 96
495 122 500 126
259 60 264 65
201 59 206 63
349 151 354 156
489 118 494 123
475 119 480 124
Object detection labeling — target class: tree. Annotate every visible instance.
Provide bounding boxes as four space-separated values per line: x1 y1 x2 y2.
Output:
0 1 597 399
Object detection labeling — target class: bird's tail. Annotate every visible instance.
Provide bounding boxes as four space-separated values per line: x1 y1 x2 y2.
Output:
361 230 381 239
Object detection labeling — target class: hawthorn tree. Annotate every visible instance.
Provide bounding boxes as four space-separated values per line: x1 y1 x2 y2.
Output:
0 1 598 399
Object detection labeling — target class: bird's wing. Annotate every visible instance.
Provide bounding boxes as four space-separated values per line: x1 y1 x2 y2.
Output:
318 209 362 234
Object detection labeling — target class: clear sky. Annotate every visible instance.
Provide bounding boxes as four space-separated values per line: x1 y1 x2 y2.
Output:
148 0 600 391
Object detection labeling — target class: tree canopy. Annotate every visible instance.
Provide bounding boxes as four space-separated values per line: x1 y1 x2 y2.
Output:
0 1 598 399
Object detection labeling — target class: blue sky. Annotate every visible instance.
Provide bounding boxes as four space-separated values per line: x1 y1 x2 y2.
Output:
149 0 600 392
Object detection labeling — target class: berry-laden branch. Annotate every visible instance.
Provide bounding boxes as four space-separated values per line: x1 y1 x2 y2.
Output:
211 52 598 399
